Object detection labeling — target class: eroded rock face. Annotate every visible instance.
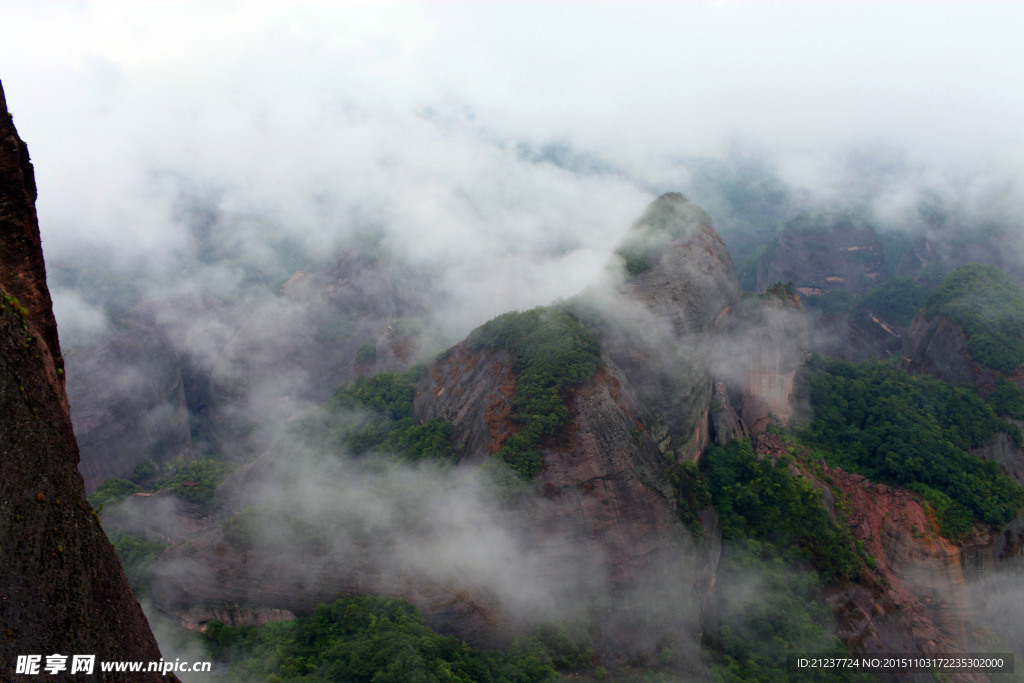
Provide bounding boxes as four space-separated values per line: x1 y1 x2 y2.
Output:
414 343 515 464
0 81 165 677
581 193 741 462
822 466 973 657
69 318 192 491
749 433 1018 675
617 193 740 336
532 362 715 669
900 311 1016 398
970 421 1024 486
716 294 808 434
809 309 904 362
143 195 728 675
756 209 887 296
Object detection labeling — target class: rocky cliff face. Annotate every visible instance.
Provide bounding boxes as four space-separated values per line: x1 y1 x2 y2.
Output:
413 343 516 463
825 463 1024 679
715 292 807 435
414 350 717 667
756 209 887 296
582 192 741 462
809 308 904 362
900 311 1014 398
138 194 733 675
409 193 739 665
66 247 440 489
0 81 165 678
822 465 974 658
750 431 1021 674
69 303 196 490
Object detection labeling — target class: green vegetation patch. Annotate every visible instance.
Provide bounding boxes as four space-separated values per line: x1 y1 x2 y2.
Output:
201 595 594 682
701 440 870 681
858 276 929 326
618 247 654 276
987 377 1024 420
1 290 30 319
222 506 329 555
311 367 455 464
155 457 234 505
87 478 143 511
762 281 800 306
799 356 1024 539
803 289 853 319
703 440 860 583
925 263 1024 373
467 306 601 478
110 532 168 595
90 456 233 512
704 539 868 683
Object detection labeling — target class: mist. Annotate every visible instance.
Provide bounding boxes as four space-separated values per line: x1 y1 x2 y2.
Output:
3 2 1024 315
4 1 1024 676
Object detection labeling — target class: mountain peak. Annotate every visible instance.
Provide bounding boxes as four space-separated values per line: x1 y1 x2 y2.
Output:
610 192 739 335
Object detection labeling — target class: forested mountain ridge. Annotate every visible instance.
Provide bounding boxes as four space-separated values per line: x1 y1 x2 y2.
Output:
6 74 1024 677
87 191 1024 679
901 263 1024 395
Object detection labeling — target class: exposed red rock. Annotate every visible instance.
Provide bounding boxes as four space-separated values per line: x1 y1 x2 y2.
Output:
415 342 517 463
747 435 995 680
822 465 974 656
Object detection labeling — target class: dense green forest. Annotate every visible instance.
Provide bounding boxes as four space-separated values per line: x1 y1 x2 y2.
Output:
924 263 1024 373
700 440 867 682
798 355 1024 538
201 596 596 682
88 457 233 510
465 306 601 478
703 440 861 583
704 541 869 683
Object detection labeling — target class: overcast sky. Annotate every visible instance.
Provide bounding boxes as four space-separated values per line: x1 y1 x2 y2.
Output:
1 1 1023 323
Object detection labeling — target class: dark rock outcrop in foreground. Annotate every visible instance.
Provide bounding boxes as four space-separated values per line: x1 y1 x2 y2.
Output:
0 81 165 679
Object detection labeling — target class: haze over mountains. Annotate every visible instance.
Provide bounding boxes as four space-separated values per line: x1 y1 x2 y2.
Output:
3 3 1024 681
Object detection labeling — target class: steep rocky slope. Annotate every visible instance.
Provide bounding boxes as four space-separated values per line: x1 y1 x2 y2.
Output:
899 264 1024 452
69 302 196 490
753 433 1016 679
755 208 887 296
822 465 974 657
0 82 165 678
138 194 733 674
581 192 741 461
66 247 441 488
901 312 1009 396
715 289 807 435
